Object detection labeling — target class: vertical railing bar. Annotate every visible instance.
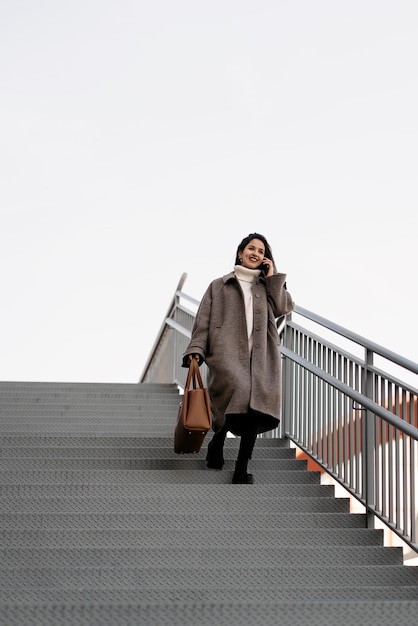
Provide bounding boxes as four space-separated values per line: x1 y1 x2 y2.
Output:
322 345 327 466
343 357 349 484
312 339 318 459
411 437 417 543
298 331 303 444
363 349 375 525
308 337 313 451
290 330 296 438
381 376 387 521
332 350 338 474
395 385 401 530
327 348 332 470
303 333 308 447
337 356 343 480
317 343 322 464
286 325 293 438
355 363 362 496
348 360 355 491
375 373 381 514
290 325 296 438
402 389 408 536
388 382 394 523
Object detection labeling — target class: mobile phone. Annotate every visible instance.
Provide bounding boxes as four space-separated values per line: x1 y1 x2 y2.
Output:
260 262 269 274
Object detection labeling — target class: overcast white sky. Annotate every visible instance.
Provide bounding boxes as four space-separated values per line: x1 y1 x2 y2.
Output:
1 0 417 384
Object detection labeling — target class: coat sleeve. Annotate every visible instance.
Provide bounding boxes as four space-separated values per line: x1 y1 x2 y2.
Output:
182 282 213 367
265 273 295 318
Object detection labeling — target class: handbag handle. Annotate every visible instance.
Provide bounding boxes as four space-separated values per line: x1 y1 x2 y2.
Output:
185 357 204 391
182 358 202 417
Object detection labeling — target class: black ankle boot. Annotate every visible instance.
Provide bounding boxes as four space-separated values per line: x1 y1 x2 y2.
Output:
232 471 254 484
232 460 254 484
206 438 224 470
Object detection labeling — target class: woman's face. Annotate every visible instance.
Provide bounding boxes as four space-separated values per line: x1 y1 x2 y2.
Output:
240 238 266 270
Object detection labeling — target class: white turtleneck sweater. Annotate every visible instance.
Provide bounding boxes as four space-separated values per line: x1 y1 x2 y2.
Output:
234 264 261 354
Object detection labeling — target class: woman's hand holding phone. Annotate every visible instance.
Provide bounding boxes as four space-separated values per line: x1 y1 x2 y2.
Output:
260 258 273 277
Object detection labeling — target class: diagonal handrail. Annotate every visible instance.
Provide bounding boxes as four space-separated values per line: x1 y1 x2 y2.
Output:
294 305 418 375
282 348 418 440
282 307 417 551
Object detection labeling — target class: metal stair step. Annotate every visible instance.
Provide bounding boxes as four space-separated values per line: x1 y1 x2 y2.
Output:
1 585 417 604
0 426 184 436
0 397 181 408
0 393 180 403
0 448 295 461
0 382 177 393
1 494 351 514
0 482 333 498
1 527 383 548
0 452 307 472
2 565 417 589
1 511 368 529
2 522 366 544
0 436 289 448
0 415 180 424
0 408 181 419
0 469 321 484
0 546 404 568
4 600 418 626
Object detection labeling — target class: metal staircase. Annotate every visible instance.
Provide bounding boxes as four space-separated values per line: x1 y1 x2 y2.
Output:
1 381 417 625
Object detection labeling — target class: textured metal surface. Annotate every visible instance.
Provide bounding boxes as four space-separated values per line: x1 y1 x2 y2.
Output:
0 469 322 484
0 482 334 497
1 380 417 626
2 565 418 589
1 495 351 514
0 457 308 471
4 601 418 626
1 446 295 460
1 511 368 529
1 527 383 547
0 546 403 567
1 586 418 604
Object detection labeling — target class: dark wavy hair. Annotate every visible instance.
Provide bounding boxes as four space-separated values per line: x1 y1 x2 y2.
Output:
234 233 277 272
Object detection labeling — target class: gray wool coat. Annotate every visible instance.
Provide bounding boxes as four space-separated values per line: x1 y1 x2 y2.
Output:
182 271 295 434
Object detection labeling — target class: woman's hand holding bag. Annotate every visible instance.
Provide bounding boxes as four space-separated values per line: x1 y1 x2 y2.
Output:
174 357 212 454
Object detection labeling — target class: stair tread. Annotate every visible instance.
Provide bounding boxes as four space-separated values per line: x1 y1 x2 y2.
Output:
0 469 321 484
0 545 403 567
1 586 417 603
2 565 417 587
1 512 368 529
2 600 418 626
2 527 383 546
1 379 416 626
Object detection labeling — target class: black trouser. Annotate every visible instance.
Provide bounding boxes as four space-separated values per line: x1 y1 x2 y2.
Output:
211 413 259 471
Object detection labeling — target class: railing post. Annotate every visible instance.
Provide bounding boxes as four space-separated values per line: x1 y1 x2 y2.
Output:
282 313 293 438
363 348 376 528
413 438 417 545
173 289 181 384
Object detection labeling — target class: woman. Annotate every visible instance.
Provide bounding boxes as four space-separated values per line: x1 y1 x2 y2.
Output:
182 233 294 484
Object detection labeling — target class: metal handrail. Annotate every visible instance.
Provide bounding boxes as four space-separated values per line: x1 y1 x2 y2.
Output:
140 274 418 551
140 273 189 383
282 348 418 439
295 304 418 374
282 307 417 551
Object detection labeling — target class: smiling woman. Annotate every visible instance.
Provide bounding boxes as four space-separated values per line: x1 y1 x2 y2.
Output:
235 233 276 278
182 232 294 484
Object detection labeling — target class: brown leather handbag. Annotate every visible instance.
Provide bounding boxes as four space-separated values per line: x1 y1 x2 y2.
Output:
174 358 212 454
